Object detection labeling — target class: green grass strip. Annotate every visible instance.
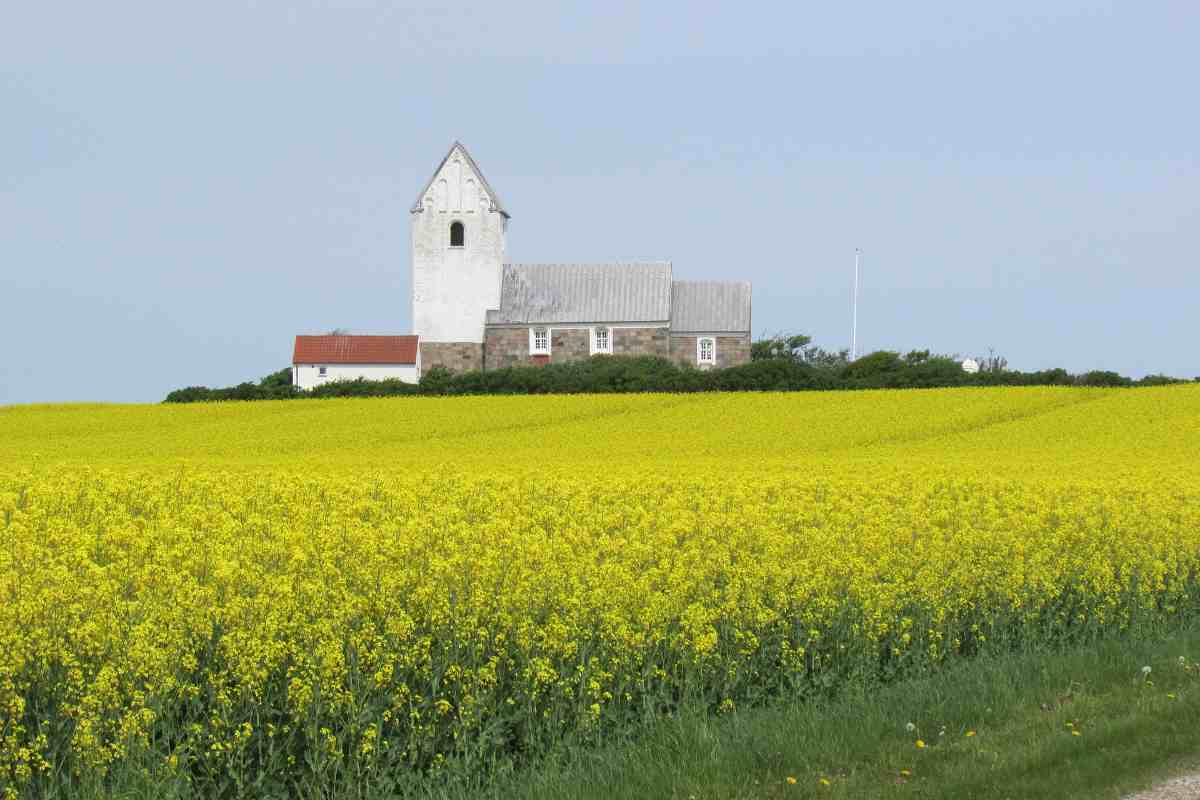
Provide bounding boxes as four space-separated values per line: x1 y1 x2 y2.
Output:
470 624 1200 800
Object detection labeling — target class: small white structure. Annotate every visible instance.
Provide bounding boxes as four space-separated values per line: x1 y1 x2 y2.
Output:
292 335 420 390
961 358 980 374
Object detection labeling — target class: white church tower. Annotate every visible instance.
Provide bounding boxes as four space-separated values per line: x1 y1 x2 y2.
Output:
410 142 508 373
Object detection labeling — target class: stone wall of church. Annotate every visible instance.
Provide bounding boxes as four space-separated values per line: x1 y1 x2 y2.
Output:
715 334 752 368
550 328 591 363
420 342 483 375
669 334 752 369
483 328 531 370
424 331 750 375
483 326 670 370
612 327 669 358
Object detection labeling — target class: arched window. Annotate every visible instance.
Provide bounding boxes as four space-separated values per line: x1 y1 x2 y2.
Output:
449 221 465 247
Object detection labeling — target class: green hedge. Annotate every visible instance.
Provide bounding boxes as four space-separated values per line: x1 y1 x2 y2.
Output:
163 353 1186 403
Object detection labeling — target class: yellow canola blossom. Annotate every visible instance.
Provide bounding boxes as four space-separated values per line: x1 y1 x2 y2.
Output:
0 385 1198 793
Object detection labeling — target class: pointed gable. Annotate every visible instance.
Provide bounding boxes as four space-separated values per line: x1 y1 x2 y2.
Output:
411 141 509 218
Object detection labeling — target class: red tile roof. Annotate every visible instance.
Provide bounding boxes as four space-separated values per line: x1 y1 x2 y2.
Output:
292 335 418 365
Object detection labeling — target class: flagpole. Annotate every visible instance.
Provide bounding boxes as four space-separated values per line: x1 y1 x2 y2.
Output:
851 248 860 360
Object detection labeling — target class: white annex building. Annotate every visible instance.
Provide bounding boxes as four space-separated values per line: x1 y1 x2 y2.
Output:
291 336 418 391
293 142 751 386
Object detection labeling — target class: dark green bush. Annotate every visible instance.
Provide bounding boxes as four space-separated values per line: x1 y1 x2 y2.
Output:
309 378 421 398
706 358 832 391
259 367 294 389
841 352 968 389
1076 370 1132 388
842 351 904 382
1136 374 1184 387
164 351 1178 403
163 386 218 403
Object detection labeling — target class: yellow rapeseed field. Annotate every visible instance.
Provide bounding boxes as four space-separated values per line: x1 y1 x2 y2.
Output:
1 386 1198 796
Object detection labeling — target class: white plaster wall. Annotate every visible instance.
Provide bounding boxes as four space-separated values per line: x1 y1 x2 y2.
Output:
294 364 419 390
411 145 506 343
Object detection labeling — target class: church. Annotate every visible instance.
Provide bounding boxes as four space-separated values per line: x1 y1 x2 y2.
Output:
292 143 752 389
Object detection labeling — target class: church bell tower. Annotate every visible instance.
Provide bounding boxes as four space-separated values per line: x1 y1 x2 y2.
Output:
410 142 508 373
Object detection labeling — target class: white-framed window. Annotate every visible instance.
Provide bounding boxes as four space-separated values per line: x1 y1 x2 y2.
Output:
318 366 328 377
529 327 550 355
590 326 612 355
697 337 716 365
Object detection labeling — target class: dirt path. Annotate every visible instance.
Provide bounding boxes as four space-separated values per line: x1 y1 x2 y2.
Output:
1124 773 1200 799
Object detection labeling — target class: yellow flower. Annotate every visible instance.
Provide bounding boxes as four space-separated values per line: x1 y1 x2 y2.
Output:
786 776 797 785
819 777 831 786
1 386 1198 786
1071 730 1081 737
916 739 926 749
965 730 976 737
900 769 912 777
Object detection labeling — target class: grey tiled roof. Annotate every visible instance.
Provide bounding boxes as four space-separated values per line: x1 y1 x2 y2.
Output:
486 263 673 325
670 281 752 333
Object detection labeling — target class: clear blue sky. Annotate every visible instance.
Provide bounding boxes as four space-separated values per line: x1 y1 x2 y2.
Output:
3 2 1197 404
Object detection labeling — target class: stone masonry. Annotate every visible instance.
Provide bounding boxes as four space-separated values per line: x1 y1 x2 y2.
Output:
484 326 671 370
669 334 751 369
419 342 483 374
484 326 595 369
550 328 590 364
613 327 669 358
714 334 752 368
482 327 529 370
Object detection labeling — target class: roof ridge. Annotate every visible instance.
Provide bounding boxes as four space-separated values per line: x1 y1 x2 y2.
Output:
672 278 752 285
503 261 672 267
410 142 508 218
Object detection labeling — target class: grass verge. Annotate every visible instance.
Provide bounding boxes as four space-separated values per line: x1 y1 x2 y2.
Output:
461 624 1200 800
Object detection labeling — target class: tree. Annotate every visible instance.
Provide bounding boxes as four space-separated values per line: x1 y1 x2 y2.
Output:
752 333 812 361
259 367 293 388
843 350 903 380
1076 370 1131 387
976 347 1008 373
752 332 849 371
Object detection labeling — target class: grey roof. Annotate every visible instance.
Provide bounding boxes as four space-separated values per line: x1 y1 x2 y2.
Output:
486 263 673 325
670 281 752 332
411 141 509 218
